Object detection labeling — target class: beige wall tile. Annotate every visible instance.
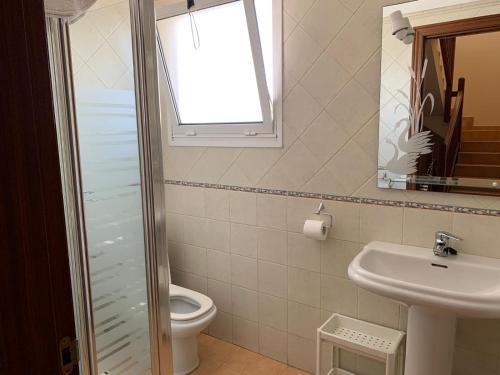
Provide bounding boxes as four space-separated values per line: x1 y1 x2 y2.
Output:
183 216 207 248
287 334 316 373
284 28 321 81
232 285 258 322
283 85 322 137
300 0 352 49
403 208 453 249
325 1 380 75
453 213 500 258
165 184 184 214
257 194 287 230
182 186 205 217
455 319 500 356
207 279 232 314
326 140 375 194
288 267 320 308
167 241 184 271
166 213 184 243
259 293 287 331
205 219 230 252
326 80 378 137
231 223 258 258
287 232 321 272
183 244 207 277
324 201 360 242
321 239 361 279
258 228 288 265
356 356 386 375
186 148 241 184
360 205 404 244
399 305 408 331
70 15 105 60
259 325 288 363
231 255 258 290
303 167 349 196
263 141 321 190
233 317 259 352
178 272 207 295
287 301 321 340
283 0 315 22
229 191 257 225
209 311 233 343
170 268 184 286
300 111 350 164
205 188 230 221
320 275 357 316
87 42 126 87
452 347 498 375
207 249 231 283
258 261 288 298
358 289 400 329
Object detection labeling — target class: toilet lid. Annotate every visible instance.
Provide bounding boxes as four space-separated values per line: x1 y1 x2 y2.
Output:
169 284 214 321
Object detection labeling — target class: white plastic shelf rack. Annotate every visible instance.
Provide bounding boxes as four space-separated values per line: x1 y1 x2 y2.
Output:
316 314 406 375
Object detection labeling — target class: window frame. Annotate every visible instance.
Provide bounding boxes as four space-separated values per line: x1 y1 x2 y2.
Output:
156 0 283 147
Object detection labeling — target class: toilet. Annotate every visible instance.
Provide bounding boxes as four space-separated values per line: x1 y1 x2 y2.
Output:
169 283 217 375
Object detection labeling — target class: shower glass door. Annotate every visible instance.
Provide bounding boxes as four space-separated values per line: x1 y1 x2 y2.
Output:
68 1 152 373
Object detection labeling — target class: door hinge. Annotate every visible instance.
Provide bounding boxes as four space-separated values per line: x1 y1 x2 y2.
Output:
59 337 79 374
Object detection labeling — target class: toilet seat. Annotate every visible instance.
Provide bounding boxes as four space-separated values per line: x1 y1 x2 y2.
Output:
170 284 214 321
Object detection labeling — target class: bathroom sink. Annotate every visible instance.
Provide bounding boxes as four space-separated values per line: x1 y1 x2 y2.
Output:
348 241 500 375
348 241 500 318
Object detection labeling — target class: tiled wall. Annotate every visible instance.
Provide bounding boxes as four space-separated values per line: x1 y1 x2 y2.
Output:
70 0 135 91
160 0 500 374
160 0 500 212
164 184 500 375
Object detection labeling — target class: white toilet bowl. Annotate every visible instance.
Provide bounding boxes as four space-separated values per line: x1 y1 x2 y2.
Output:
170 284 217 375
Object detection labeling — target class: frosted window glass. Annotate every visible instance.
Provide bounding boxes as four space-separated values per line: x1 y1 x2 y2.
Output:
157 1 263 124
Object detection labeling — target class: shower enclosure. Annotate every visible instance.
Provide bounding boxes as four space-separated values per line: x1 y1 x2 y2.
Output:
46 1 172 374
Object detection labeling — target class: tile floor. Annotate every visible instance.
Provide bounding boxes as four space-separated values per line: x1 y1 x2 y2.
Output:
193 334 312 375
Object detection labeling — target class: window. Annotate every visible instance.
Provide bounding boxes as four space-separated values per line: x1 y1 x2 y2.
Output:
156 0 282 147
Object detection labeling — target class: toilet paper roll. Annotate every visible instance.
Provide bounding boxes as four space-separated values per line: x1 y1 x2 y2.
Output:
303 219 328 240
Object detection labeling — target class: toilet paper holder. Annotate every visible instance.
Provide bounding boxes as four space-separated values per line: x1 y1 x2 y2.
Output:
313 202 333 228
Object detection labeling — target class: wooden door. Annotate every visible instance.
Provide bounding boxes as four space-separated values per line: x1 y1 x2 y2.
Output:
0 0 79 374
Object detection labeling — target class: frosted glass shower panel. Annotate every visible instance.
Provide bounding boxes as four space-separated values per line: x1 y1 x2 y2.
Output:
76 89 151 375
69 2 152 373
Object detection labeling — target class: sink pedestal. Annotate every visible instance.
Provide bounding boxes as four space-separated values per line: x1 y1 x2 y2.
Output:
405 306 456 375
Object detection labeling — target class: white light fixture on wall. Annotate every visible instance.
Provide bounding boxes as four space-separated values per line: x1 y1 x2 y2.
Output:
390 10 415 45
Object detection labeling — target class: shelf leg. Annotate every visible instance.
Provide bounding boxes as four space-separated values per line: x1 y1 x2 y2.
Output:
316 330 321 375
386 354 396 375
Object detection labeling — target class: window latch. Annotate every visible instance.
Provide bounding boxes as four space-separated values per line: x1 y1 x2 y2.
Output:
244 130 258 136
185 130 197 136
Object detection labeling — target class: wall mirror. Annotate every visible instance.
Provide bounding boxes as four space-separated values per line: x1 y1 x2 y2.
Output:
378 0 500 196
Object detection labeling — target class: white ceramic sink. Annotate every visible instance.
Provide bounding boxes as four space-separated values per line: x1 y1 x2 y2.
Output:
348 241 500 318
348 241 500 375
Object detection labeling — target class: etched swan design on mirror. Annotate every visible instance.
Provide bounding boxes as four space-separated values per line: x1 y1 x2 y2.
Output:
384 58 435 175
395 118 433 155
385 138 420 175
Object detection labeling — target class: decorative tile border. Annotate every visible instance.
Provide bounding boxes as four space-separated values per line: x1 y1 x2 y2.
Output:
165 179 500 217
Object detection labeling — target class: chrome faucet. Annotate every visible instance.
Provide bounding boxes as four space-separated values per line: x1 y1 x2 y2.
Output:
434 231 462 257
